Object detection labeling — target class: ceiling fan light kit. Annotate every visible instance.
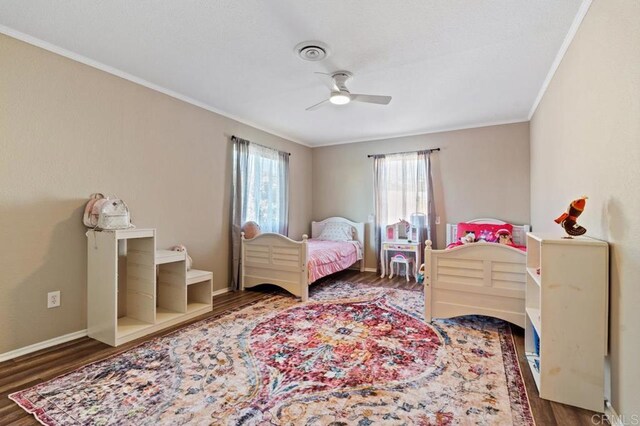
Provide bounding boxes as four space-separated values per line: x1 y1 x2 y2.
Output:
305 70 392 111
293 41 392 111
329 92 351 105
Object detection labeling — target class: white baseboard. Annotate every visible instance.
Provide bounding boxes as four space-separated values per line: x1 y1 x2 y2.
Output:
0 288 229 363
0 329 88 362
605 400 624 426
364 268 377 273
212 287 231 297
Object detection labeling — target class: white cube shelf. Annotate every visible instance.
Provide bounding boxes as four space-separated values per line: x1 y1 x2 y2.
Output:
525 232 608 412
87 228 213 346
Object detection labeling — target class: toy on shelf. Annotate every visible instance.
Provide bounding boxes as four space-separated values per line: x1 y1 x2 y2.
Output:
554 196 588 237
171 244 193 270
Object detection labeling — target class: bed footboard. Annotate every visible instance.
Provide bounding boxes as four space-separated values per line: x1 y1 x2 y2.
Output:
241 233 309 301
424 241 527 327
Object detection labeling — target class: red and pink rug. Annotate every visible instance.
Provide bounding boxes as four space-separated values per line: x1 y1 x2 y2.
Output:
10 280 534 425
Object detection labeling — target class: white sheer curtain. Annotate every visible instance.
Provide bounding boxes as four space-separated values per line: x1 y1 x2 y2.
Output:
244 144 289 233
374 151 436 272
379 153 425 223
231 137 289 290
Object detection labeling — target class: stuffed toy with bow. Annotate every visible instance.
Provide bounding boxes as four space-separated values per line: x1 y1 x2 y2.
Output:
555 196 588 237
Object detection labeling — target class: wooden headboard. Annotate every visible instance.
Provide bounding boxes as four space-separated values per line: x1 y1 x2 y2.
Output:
446 218 530 246
311 217 365 248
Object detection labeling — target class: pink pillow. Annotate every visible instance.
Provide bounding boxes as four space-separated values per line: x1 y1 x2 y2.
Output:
456 222 513 243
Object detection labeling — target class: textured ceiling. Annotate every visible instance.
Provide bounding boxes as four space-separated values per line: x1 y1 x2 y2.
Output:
0 0 584 146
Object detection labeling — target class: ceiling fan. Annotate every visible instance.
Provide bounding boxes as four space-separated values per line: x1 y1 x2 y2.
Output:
306 70 392 111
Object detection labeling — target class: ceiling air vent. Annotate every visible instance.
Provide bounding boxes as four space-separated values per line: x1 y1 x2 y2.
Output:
295 41 330 62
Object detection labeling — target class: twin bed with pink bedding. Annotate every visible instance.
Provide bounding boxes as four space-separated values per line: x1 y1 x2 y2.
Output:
241 214 531 329
241 217 365 301
424 218 531 327
307 239 363 283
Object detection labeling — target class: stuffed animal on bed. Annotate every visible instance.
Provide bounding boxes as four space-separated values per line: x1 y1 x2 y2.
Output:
242 221 262 239
460 231 476 244
171 244 193 270
495 229 515 246
477 229 494 242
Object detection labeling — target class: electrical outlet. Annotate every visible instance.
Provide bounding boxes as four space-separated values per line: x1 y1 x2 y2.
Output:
47 291 61 308
435 216 441 225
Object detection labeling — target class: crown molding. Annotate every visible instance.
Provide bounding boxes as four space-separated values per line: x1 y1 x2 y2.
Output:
0 25 311 148
308 118 529 148
1 0 591 151
527 0 593 120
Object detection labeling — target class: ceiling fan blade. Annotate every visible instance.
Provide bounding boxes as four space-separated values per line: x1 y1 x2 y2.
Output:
305 99 331 111
350 94 392 105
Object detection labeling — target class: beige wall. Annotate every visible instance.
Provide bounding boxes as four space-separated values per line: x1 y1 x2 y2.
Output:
530 0 639 416
312 122 530 269
7 4 637 416
0 34 312 353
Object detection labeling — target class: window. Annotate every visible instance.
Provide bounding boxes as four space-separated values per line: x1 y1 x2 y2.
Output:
373 150 437 268
231 136 289 289
243 144 289 233
380 153 427 224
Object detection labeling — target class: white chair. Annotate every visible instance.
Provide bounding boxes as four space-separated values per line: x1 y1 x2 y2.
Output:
389 255 414 281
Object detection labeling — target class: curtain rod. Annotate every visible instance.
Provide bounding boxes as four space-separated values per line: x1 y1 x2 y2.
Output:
367 148 440 158
231 135 291 156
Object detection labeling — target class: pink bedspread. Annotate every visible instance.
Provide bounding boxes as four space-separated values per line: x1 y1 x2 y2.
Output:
307 239 361 283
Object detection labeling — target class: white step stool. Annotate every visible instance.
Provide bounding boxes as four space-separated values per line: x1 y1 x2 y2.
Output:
389 255 414 281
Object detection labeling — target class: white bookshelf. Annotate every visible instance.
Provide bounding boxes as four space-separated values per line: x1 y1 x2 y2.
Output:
87 228 213 346
525 232 608 413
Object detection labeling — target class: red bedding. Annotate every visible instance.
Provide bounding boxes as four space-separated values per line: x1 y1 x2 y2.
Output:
307 239 362 283
446 241 527 252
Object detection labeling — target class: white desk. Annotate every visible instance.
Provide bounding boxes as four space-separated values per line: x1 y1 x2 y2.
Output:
380 240 421 282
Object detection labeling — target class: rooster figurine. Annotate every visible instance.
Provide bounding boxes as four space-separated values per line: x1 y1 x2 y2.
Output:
554 196 588 237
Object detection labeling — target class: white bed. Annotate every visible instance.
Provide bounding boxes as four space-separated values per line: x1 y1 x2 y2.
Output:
424 218 530 327
241 217 365 301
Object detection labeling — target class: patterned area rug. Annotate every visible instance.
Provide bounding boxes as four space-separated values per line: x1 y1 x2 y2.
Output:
10 281 534 425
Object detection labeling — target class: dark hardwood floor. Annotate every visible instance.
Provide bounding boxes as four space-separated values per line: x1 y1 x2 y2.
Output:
0 271 601 425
